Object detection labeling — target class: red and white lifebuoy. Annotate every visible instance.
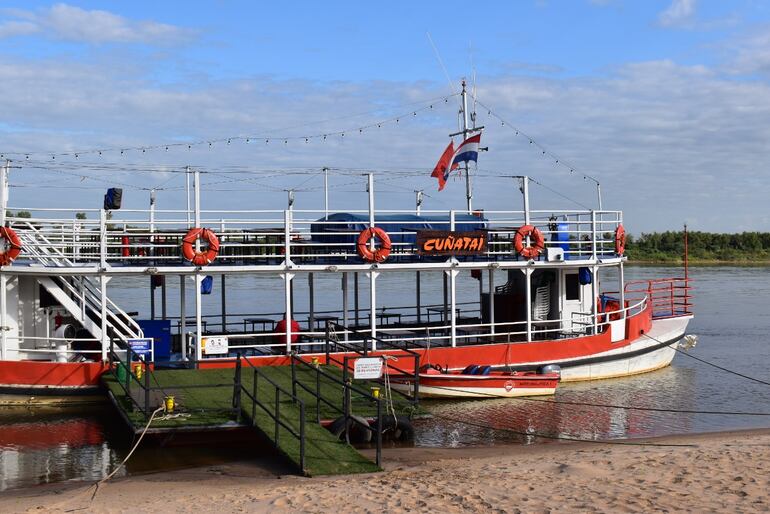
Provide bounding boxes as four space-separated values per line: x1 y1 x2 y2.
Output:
0 227 22 266
615 224 626 256
181 228 220 266
356 227 391 263
513 225 545 260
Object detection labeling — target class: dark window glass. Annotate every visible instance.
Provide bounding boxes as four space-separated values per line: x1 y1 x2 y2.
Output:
565 273 580 300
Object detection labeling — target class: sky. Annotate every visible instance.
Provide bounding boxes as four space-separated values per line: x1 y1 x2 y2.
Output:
1 0 770 232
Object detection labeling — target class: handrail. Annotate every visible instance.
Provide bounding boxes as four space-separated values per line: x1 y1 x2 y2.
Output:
289 354 382 467
237 355 307 474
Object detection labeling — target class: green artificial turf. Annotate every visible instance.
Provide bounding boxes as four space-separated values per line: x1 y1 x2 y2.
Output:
102 364 401 475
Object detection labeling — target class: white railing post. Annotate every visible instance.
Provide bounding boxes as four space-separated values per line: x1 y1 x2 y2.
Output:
99 209 107 268
525 268 532 342
367 174 377 350
488 268 495 336
449 210 457 347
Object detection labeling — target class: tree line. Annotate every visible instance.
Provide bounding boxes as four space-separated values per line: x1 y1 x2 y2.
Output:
625 231 770 262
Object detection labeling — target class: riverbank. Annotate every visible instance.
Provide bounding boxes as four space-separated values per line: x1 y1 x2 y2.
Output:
2 428 768 513
629 259 770 266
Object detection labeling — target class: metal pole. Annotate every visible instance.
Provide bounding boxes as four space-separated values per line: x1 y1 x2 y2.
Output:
488 268 495 335
323 167 329 218
221 275 227 332
416 271 421 323
308 274 314 334
0 160 8 226
180 275 186 360
0 274 6 361
354 272 359 326
415 190 423 215
597 183 603 210
150 190 157 321
525 268 532 342
193 169 203 360
342 272 349 342
161 278 167 320
185 166 191 228
449 211 457 347
461 80 472 212
284 272 293 354
1 162 9 360
522 176 530 225
367 174 377 347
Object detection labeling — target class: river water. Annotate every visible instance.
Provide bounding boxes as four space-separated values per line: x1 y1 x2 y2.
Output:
1 266 769 491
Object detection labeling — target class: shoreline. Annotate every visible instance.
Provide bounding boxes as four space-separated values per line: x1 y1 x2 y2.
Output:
628 260 770 266
3 427 768 513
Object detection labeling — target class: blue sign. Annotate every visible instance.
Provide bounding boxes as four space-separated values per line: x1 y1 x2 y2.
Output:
128 338 152 358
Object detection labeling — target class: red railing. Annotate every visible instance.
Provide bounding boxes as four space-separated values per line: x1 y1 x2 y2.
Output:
624 278 693 319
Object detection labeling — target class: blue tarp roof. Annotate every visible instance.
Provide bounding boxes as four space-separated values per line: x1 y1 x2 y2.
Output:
311 212 487 244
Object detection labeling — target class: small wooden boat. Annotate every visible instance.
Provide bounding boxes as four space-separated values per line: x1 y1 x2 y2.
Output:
389 364 561 399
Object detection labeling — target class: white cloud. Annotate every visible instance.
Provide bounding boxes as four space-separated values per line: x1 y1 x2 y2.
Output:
658 0 697 28
0 3 194 44
0 23 769 232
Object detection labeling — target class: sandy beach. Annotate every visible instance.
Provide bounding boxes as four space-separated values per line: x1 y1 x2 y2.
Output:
1 428 768 513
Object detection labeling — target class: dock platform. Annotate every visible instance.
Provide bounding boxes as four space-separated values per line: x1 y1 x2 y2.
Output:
102 362 401 476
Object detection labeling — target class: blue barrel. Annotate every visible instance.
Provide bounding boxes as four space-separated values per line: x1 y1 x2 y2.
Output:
552 222 570 256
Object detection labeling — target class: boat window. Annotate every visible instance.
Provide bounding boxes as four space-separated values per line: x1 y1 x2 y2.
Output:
565 273 580 300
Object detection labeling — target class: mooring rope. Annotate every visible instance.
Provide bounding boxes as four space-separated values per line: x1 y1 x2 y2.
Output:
642 333 770 387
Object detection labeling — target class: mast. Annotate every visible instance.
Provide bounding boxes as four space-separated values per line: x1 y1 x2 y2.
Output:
461 80 472 212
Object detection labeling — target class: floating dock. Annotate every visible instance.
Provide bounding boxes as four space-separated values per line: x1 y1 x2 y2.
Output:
102 356 414 476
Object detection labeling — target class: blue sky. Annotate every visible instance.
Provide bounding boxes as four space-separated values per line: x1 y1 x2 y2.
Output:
1 1 770 231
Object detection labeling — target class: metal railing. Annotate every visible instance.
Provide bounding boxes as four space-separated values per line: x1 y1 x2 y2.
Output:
6 207 624 267
235 354 307 474
625 278 692 319
289 354 383 468
106 338 233 419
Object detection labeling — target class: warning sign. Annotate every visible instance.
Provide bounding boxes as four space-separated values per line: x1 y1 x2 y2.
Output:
202 336 228 355
353 357 384 379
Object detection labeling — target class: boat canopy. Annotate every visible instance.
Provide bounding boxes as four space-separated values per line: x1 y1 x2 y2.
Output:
311 212 487 244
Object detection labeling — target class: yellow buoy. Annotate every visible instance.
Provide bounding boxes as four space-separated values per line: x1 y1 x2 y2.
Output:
311 357 320 368
371 387 380 399
133 363 143 380
164 395 175 413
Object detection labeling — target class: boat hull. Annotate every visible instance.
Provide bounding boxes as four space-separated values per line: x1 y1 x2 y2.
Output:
390 372 559 399
0 360 107 397
0 313 690 396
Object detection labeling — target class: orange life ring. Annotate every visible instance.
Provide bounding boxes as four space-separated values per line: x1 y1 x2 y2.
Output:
181 228 220 266
513 225 545 260
0 227 22 266
615 225 626 255
356 227 391 263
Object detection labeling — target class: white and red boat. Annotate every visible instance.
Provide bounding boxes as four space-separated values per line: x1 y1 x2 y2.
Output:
0 81 692 399
391 364 561 399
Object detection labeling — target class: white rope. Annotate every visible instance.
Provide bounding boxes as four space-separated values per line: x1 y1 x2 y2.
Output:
381 355 399 422
99 406 164 485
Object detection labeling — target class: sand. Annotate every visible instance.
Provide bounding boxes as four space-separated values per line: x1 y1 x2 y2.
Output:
1 429 768 513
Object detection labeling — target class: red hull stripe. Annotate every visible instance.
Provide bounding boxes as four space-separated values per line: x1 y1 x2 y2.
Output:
0 361 108 387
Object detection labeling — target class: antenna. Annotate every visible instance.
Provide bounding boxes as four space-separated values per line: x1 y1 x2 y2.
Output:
426 32 456 96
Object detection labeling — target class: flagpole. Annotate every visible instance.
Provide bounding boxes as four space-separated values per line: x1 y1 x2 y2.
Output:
461 80 472 213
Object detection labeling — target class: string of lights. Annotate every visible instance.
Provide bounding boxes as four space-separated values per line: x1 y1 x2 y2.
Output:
474 98 600 186
0 93 459 161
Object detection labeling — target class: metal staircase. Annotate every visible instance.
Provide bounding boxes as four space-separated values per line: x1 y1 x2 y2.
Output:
14 221 143 342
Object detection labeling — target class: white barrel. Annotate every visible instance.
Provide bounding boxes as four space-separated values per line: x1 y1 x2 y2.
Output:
53 324 76 363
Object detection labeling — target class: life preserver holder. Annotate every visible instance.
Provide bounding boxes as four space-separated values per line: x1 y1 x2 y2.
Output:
513 225 545 260
181 228 220 266
615 224 626 256
356 227 391 263
0 227 22 266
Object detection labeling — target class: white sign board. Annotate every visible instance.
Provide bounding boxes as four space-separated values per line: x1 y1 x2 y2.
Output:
354 357 383 380
202 336 228 356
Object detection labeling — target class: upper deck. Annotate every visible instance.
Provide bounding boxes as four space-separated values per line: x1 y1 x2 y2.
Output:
4 205 625 276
